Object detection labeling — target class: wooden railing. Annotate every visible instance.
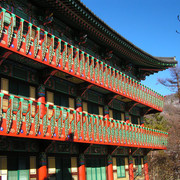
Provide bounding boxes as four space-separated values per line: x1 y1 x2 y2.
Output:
0 93 168 149
0 7 164 111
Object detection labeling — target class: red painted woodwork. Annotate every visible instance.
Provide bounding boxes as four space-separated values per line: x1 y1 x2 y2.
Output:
38 96 45 119
144 162 149 180
0 7 165 112
0 93 168 149
107 164 114 180
129 163 134 180
38 166 47 180
78 164 86 180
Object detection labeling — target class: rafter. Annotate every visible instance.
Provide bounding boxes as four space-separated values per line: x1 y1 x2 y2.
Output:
0 51 13 66
43 69 58 85
126 101 139 112
77 82 94 97
107 94 120 106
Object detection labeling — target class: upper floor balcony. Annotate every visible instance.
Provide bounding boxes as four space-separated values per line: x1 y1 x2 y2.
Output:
0 92 168 150
0 7 164 112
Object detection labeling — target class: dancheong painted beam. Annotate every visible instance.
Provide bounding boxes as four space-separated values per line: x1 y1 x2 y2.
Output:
0 93 168 150
0 7 164 112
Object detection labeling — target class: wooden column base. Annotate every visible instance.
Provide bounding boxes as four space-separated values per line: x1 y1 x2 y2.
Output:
107 155 113 180
144 155 149 180
129 155 134 180
38 165 47 180
79 164 86 180
144 163 149 180
78 154 86 180
129 163 134 180
38 152 47 180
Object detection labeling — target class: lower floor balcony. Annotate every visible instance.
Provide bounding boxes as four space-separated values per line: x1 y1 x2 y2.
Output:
0 93 168 149
0 137 149 180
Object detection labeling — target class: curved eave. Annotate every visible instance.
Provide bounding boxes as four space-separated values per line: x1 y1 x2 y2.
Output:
30 0 178 69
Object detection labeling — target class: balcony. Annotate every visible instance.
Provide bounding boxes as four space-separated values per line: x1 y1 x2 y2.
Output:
0 93 168 149
0 7 164 111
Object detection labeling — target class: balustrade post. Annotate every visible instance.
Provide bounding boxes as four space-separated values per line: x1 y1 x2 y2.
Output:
104 105 109 119
38 152 47 180
78 154 86 180
128 155 134 180
107 155 114 180
76 96 82 112
125 112 129 123
76 97 82 139
104 106 109 143
0 93 4 120
38 84 45 119
144 155 149 180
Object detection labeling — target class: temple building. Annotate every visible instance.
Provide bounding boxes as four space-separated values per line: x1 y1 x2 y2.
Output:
0 0 177 180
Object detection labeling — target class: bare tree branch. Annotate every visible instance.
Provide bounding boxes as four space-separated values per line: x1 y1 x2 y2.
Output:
158 66 180 103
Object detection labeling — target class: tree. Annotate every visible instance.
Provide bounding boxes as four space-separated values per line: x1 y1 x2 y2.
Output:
158 66 180 103
144 95 180 180
144 113 170 131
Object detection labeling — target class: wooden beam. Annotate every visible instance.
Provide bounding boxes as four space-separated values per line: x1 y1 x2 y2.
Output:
126 101 139 112
43 69 58 85
0 51 13 65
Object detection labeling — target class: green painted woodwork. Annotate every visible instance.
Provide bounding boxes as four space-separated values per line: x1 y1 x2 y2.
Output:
6 95 14 133
62 42 67 69
56 39 62 66
86 157 106 180
49 35 55 64
74 49 79 75
8 155 18 180
0 5 167 110
26 100 33 135
95 59 99 83
0 8 5 39
7 13 15 47
42 31 47 60
80 51 85 76
18 155 29 180
51 106 57 137
85 54 89 78
90 57 94 81
117 157 126 178
68 45 74 71
25 23 32 55
135 157 142 176
1 93 168 148
17 18 24 51
8 154 29 180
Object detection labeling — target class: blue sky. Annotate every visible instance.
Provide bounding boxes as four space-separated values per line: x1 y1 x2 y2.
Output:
81 0 180 96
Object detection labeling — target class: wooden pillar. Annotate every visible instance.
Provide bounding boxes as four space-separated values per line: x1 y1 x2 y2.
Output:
144 156 149 180
78 154 86 180
38 84 46 118
107 155 113 180
140 116 144 127
129 155 134 180
75 97 82 139
38 152 47 180
125 111 130 123
104 105 109 119
76 96 82 112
